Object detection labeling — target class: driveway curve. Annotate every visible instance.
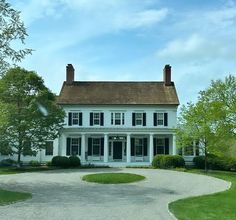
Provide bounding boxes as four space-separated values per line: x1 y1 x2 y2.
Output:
0 168 230 220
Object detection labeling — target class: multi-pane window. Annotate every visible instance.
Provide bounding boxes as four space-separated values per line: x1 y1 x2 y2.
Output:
135 138 143 156
93 113 100 125
92 138 101 156
111 112 125 125
67 138 80 156
156 138 165 154
45 141 53 156
72 113 79 125
157 113 164 125
135 113 143 125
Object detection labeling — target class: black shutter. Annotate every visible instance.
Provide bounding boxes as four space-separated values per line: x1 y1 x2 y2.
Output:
143 138 147 156
90 113 93 126
101 138 104 155
66 138 71 156
68 113 72 126
100 113 104 126
132 113 135 126
143 113 146 126
88 138 92 156
164 113 168 126
131 138 135 156
165 138 169 155
79 138 81 155
153 138 157 155
79 113 82 126
153 113 157 126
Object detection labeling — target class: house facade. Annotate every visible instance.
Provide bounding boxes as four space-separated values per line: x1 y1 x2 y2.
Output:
0 64 180 165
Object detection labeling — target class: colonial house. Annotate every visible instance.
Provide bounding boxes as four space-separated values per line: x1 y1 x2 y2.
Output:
0 64 180 165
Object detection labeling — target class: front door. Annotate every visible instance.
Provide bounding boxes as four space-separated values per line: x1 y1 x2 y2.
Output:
113 141 122 160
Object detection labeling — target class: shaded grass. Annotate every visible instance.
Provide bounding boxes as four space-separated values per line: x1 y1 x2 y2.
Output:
169 170 236 220
82 172 145 184
0 166 57 175
0 189 31 205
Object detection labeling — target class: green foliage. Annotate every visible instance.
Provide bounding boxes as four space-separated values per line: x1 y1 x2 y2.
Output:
51 156 70 168
0 158 16 166
68 156 81 167
0 0 33 75
82 173 145 184
0 67 65 165
193 156 205 169
28 160 40 167
152 155 185 169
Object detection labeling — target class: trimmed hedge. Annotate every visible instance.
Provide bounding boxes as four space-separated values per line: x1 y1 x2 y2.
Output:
0 159 17 167
69 156 81 167
193 155 236 171
152 155 185 169
51 156 81 168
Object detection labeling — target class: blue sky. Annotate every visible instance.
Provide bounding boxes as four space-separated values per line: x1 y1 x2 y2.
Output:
9 0 236 105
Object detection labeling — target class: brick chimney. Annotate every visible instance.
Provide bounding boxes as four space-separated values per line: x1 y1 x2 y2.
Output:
163 64 172 86
66 64 74 84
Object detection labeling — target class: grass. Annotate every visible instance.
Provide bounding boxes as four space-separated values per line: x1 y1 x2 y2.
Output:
169 170 236 220
0 166 57 175
0 189 32 205
82 172 145 184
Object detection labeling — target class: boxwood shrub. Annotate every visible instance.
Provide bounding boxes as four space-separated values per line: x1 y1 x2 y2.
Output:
51 156 70 168
69 156 81 167
152 155 185 169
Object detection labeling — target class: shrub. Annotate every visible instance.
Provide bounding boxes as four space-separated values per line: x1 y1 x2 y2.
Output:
193 156 205 169
28 160 41 167
51 156 70 168
152 155 185 169
69 156 81 167
0 159 17 167
46 161 52 167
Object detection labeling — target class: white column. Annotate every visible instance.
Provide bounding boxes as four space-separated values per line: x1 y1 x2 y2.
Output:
172 134 176 155
104 133 108 163
81 134 86 163
61 134 67 156
126 134 131 163
149 134 154 163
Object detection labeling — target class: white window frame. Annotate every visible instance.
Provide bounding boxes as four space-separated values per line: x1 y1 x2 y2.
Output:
67 138 80 156
72 112 79 125
135 113 143 126
157 113 164 126
135 138 144 157
111 112 125 125
156 138 165 154
93 113 100 125
92 138 101 156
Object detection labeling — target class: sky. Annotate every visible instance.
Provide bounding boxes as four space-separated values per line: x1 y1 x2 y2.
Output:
8 0 236 105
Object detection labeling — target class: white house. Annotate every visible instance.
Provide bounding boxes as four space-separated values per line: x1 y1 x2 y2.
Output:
0 64 180 165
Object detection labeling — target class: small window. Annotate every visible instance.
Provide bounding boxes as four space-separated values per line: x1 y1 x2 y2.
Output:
111 112 125 125
157 113 164 125
135 113 143 125
72 113 79 125
45 141 53 156
93 113 100 125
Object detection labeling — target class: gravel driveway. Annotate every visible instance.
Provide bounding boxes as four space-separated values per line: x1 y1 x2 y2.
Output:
0 168 230 220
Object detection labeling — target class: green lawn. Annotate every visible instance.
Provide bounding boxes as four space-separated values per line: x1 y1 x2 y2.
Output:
0 166 57 175
169 170 236 220
82 172 145 184
0 189 32 205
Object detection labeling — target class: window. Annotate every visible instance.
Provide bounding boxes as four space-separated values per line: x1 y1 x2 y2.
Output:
111 112 125 125
45 141 53 156
157 113 164 125
90 112 104 126
132 112 146 126
68 112 82 126
92 138 101 156
156 138 165 154
135 138 143 156
66 138 81 156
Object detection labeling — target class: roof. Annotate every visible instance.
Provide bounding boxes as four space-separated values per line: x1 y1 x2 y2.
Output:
57 81 179 106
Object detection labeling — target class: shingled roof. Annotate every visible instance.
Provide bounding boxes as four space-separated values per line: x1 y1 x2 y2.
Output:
57 64 179 105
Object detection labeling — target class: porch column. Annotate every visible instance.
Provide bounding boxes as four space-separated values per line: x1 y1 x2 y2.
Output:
61 134 67 156
104 133 108 163
172 134 176 155
81 133 86 163
126 133 131 163
149 133 154 163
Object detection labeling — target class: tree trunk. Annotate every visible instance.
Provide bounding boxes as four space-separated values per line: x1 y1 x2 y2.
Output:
17 149 21 167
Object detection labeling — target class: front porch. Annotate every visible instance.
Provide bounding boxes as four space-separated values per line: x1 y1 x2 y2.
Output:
59 132 177 164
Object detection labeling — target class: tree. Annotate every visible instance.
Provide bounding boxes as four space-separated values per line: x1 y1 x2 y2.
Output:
0 67 65 165
0 0 32 75
177 75 236 171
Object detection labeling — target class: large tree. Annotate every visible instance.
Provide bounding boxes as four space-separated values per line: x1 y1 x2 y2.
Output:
177 75 236 171
0 0 32 75
0 67 65 165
